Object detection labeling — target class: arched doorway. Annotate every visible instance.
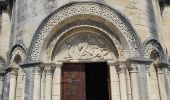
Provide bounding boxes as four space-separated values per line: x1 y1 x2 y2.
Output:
28 2 142 100
61 62 110 100
54 32 115 100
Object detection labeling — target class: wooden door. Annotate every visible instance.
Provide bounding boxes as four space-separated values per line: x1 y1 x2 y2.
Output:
61 63 86 100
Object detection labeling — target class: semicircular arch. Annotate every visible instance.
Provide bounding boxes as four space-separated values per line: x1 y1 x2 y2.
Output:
29 2 141 62
144 39 165 62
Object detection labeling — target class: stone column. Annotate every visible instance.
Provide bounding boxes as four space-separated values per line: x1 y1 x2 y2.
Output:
0 70 5 100
129 63 140 100
15 69 26 100
118 63 128 100
33 65 43 100
107 61 120 100
165 67 170 100
8 68 18 100
52 62 63 100
147 63 160 100
44 64 55 100
156 64 167 100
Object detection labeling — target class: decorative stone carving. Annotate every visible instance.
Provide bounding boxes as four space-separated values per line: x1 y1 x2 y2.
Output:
9 45 26 64
144 40 164 62
118 65 127 73
0 58 4 69
33 66 43 74
47 26 125 61
30 2 140 61
54 33 114 61
8 68 18 78
44 65 55 75
129 63 138 73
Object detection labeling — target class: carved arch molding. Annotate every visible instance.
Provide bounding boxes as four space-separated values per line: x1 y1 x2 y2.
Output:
144 40 165 62
29 2 141 61
0 58 5 69
9 45 26 65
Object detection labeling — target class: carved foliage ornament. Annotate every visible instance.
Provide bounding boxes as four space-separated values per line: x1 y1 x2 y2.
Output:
30 2 140 61
33 66 43 74
44 65 55 75
55 34 114 61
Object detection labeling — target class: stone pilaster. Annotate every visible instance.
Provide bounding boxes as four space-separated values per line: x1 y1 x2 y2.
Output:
0 70 5 100
107 61 120 100
15 69 26 100
8 68 18 100
128 58 153 100
33 65 43 100
155 63 168 100
117 61 128 100
52 62 63 100
128 63 140 100
44 64 55 100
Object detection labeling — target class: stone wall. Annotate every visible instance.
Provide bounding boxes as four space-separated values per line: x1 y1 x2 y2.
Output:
0 10 11 61
9 0 163 49
162 5 170 61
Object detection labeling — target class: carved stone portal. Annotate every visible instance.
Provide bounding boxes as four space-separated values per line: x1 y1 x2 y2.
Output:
54 33 115 61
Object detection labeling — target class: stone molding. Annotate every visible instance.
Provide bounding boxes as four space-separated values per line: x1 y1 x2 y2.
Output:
29 2 141 62
47 24 126 61
9 45 26 65
144 39 165 62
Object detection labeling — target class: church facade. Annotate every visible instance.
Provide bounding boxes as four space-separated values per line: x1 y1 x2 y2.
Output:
0 0 170 100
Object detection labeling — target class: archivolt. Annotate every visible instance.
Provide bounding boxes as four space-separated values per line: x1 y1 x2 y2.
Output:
29 2 141 61
144 39 165 62
0 57 5 69
46 26 125 61
8 44 26 65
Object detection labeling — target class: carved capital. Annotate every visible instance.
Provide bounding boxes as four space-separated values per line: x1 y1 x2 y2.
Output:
118 64 127 73
129 63 138 73
9 68 18 78
33 65 43 75
44 64 55 75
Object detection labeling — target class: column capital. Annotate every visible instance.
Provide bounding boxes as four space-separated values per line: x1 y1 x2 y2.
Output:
118 64 127 73
128 63 138 73
44 64 56 75
6 68 19 78
33 65 43 75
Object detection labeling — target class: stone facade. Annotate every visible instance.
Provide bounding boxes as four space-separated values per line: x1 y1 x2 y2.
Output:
0 0 169 100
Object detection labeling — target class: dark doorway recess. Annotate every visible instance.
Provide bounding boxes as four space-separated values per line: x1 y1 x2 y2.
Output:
61 62 111 100
85 62 110 100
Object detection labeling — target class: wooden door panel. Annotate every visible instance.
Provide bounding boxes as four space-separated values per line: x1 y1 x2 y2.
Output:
62 63 86 100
